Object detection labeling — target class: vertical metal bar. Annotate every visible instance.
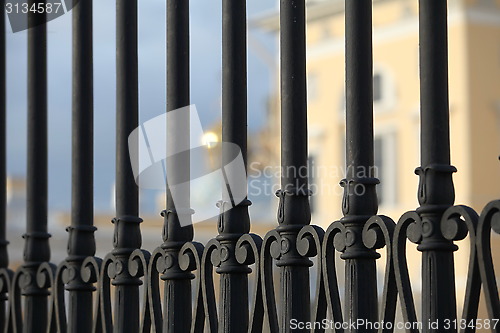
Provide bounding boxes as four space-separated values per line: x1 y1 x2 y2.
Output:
65 1 96 332
419 0 451 168
113 1 143 332
276 0 312 330
115 0 139 217
0 0 7 266
417 0 457 331
341 0 380 331
0 0 8 324
161 1 194 332
23 1 50 332
216 0 251 332
280 0 308 191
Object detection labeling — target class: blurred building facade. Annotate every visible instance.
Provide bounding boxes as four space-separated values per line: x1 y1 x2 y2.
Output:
256 0 500 224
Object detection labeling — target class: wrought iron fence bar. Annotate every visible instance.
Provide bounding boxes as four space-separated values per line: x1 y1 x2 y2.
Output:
342 0 379 331
0 0 7 268
417 0 458 331
221 0 248 173
280 0 308 193
23 1 50 332
113 1 143 332
65 0 96 332
217 0 251 331
419 1 451 168
0 0 8 325
115 1 139 217
162 0 194 332
276 0 312 330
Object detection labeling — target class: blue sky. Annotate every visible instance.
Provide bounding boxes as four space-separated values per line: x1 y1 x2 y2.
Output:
5 0 277 214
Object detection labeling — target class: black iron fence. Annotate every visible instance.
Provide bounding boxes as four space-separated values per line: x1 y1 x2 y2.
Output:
0 0 498 332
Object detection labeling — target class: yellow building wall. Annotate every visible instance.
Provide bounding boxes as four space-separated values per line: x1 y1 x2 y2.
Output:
307 1 500 225
467 20 500 209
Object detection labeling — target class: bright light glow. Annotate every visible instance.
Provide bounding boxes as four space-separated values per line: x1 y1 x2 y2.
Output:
202 132 219 148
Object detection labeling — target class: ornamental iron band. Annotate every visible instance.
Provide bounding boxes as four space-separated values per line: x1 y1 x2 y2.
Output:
0 0 499 333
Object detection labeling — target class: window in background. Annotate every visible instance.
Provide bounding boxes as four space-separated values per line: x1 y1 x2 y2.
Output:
373 73 383 102
308 154 316 214
373 68 397 112
374 131 397 207
308 73 319 101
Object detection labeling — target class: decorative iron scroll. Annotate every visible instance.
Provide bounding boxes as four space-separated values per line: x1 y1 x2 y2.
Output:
0 201 498 332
